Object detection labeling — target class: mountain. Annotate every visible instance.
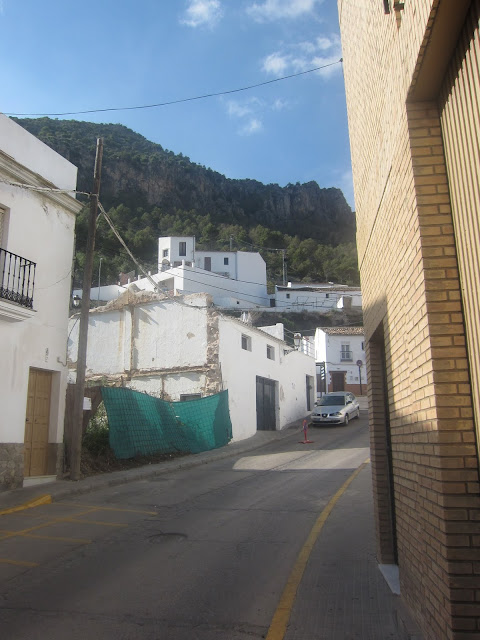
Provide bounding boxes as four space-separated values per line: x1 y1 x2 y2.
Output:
12 117 359 286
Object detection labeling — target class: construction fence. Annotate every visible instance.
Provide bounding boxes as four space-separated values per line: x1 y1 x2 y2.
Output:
101 387 233 459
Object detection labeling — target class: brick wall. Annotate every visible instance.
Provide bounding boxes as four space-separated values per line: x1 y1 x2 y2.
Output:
339 1 480 638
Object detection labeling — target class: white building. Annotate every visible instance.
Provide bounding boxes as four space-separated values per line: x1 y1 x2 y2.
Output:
67 290 316 441
314 327 366 396
76 235 272 309
0 114 82 489
275 282 362 313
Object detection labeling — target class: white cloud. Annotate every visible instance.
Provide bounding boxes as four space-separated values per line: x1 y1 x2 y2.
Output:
272 98 289 111
240 118 263 136
224 97 286 136
316 35 336 50
180 0 223 28
262 52 288 75
261 34 342 79
227 101 254 118
247 0 321 22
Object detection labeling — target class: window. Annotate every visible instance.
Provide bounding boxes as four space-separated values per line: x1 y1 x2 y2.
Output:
224 257 229 265
286 293 290 299
179 241 186 256
341 343 352 361
241 334 252 351
326 293 329 298
361 341 365 351
180 393 202 401
162 249 169 258
267 345 275 360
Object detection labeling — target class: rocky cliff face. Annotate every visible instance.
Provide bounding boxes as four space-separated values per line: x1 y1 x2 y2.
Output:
13 117 355 245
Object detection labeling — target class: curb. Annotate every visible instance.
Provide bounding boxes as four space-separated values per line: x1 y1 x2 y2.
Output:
0 421 305 513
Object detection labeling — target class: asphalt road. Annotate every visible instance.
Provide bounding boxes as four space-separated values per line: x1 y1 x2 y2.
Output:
0 415 371 640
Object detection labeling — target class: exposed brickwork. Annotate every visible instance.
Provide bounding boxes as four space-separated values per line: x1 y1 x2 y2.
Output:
339 1 480 638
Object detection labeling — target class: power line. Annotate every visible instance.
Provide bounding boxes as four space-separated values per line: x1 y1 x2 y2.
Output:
5 60 342 117
0 178 91 197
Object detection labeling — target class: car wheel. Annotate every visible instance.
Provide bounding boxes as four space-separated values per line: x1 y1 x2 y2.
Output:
344 413 349 425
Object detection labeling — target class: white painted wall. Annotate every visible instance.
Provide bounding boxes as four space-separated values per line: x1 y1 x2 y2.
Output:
0 114 81 446
257 323 285 340
158 236 195 269
0 115 78 191
125 263 270 308
194 250 236 278
275 286 362 312
73 284 127 302
68 299 209 380
68 295 315 442
314 329 367 393
336 292 363 308
218 317 316 441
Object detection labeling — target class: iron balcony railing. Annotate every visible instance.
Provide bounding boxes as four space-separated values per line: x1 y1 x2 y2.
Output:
0 247 36 309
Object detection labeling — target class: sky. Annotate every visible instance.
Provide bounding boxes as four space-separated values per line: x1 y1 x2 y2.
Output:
0 0 354 208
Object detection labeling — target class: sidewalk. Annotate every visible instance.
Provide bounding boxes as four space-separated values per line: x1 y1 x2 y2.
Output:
0 414 422 639
285 464 422 640
0 419 304 512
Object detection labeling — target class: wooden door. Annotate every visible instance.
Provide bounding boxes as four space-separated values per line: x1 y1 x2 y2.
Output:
331 371 345 392
24 369 52 477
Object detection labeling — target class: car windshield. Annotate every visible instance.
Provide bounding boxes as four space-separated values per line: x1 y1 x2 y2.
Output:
318 395 347 406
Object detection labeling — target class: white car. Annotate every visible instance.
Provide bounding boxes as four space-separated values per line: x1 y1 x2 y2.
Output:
311 391 360 425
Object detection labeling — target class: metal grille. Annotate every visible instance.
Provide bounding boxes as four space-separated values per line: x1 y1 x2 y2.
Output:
0 248 36 309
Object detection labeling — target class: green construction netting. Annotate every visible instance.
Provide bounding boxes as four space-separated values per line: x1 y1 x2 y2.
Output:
101 387 232 459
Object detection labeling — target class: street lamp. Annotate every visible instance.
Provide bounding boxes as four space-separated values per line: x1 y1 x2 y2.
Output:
294 332 302 350
356 359 363 395
72 294 81 308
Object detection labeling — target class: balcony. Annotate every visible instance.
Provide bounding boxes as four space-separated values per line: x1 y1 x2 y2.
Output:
0 248 36 321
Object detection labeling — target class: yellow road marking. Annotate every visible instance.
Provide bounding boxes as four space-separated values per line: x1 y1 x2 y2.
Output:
0 494 51 516
0 558 39 567
0 530 91 544
0 507 125 541
265 458 371 640
64 518 128 528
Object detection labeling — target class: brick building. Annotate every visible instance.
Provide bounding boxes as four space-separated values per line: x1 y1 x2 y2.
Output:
338 1 480 638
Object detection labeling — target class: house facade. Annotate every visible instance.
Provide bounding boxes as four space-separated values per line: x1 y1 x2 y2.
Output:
339 1 480 637
314 327 366 396
274 282 362 313
0 114 82 489
67 291 316 441
76 235 272 309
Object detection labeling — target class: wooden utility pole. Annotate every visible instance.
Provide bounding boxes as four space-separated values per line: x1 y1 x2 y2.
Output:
70 138 104 481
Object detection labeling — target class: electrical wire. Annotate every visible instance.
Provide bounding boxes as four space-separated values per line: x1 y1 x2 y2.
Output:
93 200 355 312
98 202 161 293
0 178 91 197
5 60 342 118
